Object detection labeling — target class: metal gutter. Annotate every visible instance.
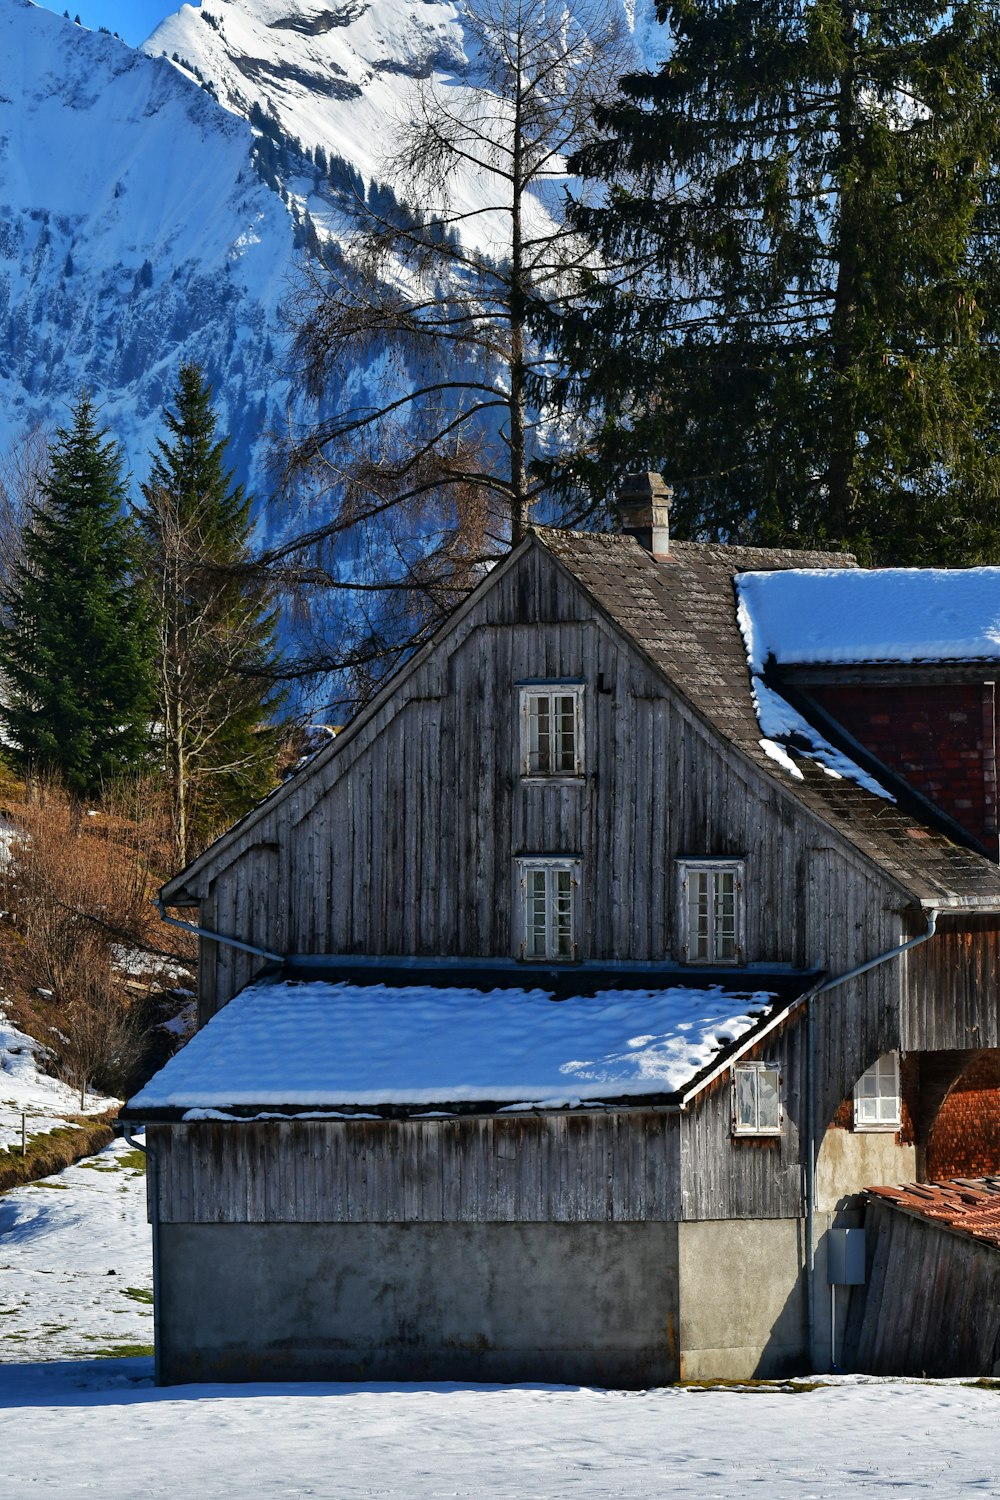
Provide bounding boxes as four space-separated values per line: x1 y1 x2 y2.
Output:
154 897 283 964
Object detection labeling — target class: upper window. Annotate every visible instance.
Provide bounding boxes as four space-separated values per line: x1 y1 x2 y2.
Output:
854 1052 901 1132
519 685 584 778
733 1062 782 1136
677 859 745 964
517 857 580 961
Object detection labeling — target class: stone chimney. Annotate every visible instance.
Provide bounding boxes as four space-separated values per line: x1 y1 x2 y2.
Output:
617 472 672 559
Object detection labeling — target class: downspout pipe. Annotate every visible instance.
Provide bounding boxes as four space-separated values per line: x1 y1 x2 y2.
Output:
804 905 940 1371
154 896 283 964
813 906 940 1000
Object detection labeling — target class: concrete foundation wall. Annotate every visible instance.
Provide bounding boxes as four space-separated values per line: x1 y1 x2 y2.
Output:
816 1128 916 1213
156 1220 680 1387
677 1219 808 1380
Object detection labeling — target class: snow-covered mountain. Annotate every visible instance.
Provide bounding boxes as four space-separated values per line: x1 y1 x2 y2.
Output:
0 0 660 505
0 0 308 492
143 0 465 191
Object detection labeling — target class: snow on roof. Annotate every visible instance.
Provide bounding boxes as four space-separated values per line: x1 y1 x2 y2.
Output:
736 567 1000 669
731 566 1000 801
127 980 779 1115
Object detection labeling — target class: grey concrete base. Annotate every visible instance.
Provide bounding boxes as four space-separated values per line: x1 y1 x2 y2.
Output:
677 1219 808 1380
157 1221 680 1387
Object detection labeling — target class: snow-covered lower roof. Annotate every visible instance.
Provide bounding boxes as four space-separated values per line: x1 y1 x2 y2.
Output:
736 567 1000 669
126 979 782 1117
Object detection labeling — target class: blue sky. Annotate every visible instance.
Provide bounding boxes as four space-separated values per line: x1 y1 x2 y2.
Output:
37 1 187 46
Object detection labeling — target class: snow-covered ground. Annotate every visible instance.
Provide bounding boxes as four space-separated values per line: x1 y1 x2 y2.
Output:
0 1136 152 1364
2 1357 999 1497
0 1006 118 1155
1 1133 998 1497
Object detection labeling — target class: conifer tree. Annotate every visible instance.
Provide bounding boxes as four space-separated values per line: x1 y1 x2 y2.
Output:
141 363 283 864
552 1 1000 563
0 394 153 799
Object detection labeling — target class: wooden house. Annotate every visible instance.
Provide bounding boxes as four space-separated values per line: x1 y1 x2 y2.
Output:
124 479 1000 1385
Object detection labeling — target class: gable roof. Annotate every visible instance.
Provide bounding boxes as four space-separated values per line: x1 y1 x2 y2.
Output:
541 532 1000 912
163 529 1000 914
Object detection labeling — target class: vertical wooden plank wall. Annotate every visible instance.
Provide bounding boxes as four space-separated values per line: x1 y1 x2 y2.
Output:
194 543 914 1025
150 1115 684 1225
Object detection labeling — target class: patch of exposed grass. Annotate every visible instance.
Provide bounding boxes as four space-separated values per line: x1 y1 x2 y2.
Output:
116 1150 147 1174
122 1287 153 1305
0 1113 116 1193
964 1379 1000 1390
30 1180 69 1189
84 1343 155 1359
677 1378 828 1394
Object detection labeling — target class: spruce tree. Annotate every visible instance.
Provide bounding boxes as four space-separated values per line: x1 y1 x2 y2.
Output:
0 394 153 799
141 363 283 864
552 2 1000 563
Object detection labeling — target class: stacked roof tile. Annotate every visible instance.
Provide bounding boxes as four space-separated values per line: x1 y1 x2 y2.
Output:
868 1180 1000 1250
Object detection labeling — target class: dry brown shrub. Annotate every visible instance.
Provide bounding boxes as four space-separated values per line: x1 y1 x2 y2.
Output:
0 780 195 1104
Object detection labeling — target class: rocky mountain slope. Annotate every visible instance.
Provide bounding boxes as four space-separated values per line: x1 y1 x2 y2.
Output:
0 0 305 493
143 0 465 191
1 0 660 505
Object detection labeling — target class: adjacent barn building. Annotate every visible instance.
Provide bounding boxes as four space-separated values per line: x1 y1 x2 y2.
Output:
124 482 1000 1384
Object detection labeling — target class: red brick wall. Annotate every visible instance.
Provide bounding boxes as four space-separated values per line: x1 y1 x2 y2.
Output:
806 682 998 854
927 1054 1000 1179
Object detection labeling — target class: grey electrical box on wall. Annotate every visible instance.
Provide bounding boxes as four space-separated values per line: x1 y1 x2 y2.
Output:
827 1227 866 1285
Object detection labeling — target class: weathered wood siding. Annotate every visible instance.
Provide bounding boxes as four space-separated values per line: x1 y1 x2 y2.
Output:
193 543 911 1027
148 1115 683 1224
902 915 1000 1052
680 1021 808 1221
848 1198 1000 1375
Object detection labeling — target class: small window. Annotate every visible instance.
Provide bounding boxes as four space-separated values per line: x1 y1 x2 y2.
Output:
519 686 584 777
733 1062 782 1136
677 859 744 964
854 1052 901 1132
517 858 580 960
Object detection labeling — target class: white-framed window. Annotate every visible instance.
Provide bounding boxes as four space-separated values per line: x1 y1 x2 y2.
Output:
516 857 580 960
732 1062 782 1137
519 684 584 778
853 1052 901 1132
677 858 745 964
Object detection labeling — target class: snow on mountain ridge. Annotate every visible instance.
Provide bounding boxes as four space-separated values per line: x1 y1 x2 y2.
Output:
0 0 306 496
143 0 464 188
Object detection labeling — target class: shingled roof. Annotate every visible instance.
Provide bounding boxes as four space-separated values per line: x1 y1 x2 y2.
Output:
541 531 1000 912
